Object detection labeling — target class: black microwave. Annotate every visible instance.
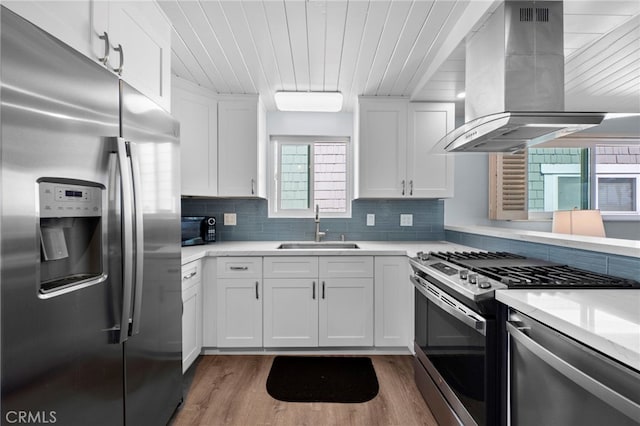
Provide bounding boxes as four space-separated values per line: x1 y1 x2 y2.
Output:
181 216 216 246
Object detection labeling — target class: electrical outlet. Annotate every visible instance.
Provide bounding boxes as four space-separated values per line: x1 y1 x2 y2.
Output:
366 214 375 226
224 213 237 226
400 214 413 227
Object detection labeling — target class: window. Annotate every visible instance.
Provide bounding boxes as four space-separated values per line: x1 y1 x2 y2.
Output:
269 136 351 218
490 145 640 220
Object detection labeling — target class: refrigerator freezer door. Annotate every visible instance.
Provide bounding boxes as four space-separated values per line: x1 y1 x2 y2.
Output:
120 82 182 425
1 8 124 425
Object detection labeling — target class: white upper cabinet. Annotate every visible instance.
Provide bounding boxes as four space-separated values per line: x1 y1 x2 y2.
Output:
107 1 172 110
4 0 172 111
217 97 267 197
357 98 408 198
356 97 455 199
172 77 218 197
3 1 95 60
407 103 455 198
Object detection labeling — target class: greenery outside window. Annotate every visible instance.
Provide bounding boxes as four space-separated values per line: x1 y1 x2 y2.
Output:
269 135 351 218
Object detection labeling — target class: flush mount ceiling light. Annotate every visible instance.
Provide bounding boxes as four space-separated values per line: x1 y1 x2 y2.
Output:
274 92 343 112
456 92 466 99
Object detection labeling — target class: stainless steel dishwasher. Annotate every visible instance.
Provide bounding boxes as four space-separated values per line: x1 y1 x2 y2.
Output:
507 311 640 426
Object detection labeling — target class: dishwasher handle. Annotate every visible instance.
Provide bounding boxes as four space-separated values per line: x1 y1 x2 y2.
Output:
507 321 640 422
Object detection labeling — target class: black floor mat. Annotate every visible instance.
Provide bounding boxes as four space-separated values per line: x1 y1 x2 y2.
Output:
266 356 379 403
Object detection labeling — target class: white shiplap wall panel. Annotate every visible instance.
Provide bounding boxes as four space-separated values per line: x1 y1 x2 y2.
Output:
307 0 327 92
402 0 467 96
566 18 639 92
160 1 228 92
388 1 455 95
564 14 631 36
162 0 636 112
362 0 413 96
176 1 240 93
375 0 435 96
285 0 310 92
221 1 276 107
345 1 392 103
337 0 371 111
171 50 194 83
199 1 257 94
588 50 640 96
324 0 348 92
262 1 297 92
241 1 290 95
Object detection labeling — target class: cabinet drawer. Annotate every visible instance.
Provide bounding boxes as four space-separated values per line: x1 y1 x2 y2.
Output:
263 257 319 278
181 260 202 291
319 256 374 278
217 257 262 278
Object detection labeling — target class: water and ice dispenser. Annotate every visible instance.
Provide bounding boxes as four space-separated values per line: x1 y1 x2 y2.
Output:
38 180 106 296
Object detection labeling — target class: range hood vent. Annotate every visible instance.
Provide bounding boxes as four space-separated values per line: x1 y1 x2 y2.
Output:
436 0 611 153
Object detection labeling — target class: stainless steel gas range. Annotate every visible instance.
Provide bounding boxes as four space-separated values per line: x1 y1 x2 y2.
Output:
409 250 640 426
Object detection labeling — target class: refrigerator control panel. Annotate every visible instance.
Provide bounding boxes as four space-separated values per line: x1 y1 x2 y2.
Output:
39 181 102 218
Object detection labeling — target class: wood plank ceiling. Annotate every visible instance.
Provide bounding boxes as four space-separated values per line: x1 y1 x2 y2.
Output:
160 0 640 113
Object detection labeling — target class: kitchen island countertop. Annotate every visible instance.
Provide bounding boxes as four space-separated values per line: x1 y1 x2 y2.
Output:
497 289 640 371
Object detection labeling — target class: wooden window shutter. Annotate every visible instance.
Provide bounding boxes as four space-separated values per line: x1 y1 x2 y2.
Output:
489 151 528 220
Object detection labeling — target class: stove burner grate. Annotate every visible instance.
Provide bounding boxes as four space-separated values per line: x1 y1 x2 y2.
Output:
427 251 640 289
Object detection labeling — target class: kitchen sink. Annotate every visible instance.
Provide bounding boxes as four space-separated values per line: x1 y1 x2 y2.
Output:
277 242 360 249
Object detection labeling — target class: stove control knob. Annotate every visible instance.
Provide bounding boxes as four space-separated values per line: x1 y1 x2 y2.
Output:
477 278 491 289
459 269 469 280
468 274 478 285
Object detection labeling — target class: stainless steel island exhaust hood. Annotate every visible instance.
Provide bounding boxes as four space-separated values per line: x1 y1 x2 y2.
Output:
436 0 609 153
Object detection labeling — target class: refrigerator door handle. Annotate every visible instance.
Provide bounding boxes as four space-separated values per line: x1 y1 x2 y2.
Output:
128 141 144 336
113 137 134 343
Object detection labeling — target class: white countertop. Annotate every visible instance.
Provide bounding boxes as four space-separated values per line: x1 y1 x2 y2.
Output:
496 289 640 371
182 240 471 264
446 225 640 259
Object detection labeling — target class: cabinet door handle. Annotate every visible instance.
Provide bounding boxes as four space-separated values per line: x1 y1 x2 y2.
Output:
322 281 325 299
410 180 413 196
401 180 405 196
251 178 255 195
98 32 110 64
255 281 259 300
182 271 197 280
312 281 316 300
112 43 124 75
230 266 249 271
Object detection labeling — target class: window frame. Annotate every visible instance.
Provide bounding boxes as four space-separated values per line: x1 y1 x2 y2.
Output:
268 135 352 219
594 163 640 216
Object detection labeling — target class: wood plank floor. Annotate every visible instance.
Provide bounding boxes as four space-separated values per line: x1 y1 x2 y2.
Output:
170 355 438 426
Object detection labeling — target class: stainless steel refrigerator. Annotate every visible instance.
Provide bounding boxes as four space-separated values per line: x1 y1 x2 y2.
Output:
1 7 182 425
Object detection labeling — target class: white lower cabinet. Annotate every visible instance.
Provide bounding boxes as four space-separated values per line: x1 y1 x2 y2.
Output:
216 257 263 348
181 260 202 372
263 256 373 348
374 256 412 347
319 277 373 347
263 278 318 347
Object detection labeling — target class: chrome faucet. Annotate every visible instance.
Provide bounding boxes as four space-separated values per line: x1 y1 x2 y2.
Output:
314 204 326 242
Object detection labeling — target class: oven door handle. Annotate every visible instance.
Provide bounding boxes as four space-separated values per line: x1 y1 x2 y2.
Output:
507 321 640 421
411 275 486 336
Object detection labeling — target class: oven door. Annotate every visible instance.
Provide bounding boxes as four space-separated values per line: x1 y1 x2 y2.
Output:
412 275 497 426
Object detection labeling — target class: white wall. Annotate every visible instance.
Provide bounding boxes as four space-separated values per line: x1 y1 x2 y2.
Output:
267 111 353 138
444 154 491 226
